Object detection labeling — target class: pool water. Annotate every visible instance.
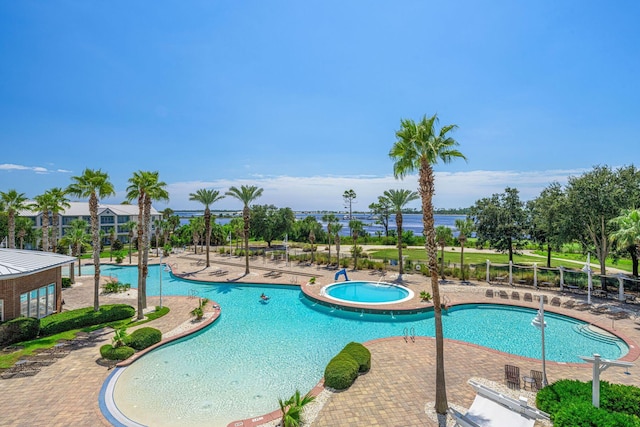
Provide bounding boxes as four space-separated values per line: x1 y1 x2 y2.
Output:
90 265 628 427
322 280 412 304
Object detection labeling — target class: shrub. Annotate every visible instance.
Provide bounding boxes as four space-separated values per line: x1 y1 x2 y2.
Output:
341 342 371 372
127 327 162 351
111 239 124 251
61 277 72 288
324 355 359 390
0 317 40 347
103 281 131 294
100 344 135 361
39 304 135 336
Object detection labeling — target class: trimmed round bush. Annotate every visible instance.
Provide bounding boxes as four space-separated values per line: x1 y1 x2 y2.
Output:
0 317 40 347
552 401 640 427
341 342 371 373
324 355 359 390
127 327 162 351
100 344 135 361
40 304 135 336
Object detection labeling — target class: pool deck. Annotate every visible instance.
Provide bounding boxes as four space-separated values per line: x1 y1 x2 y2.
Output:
2 250 640 427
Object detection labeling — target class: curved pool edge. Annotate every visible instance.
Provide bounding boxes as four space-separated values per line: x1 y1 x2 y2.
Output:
99 305 221 426
320 281 415 305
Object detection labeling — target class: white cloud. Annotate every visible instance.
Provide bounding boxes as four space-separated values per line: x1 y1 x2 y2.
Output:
0 163 72 175
158 168 586 211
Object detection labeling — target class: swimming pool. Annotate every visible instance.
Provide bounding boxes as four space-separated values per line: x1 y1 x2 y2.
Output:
321 280 413 304
94 265 628 427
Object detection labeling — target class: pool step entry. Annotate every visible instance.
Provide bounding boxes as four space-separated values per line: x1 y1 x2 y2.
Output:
403 326 416 343
572 324 620 345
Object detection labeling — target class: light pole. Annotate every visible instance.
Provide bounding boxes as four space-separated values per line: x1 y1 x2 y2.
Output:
159 253 163 309
531 297 548 387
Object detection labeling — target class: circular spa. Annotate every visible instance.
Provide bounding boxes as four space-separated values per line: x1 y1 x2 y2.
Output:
320 280 414 304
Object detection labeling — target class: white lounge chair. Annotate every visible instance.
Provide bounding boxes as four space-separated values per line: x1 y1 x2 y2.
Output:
448 380 550 427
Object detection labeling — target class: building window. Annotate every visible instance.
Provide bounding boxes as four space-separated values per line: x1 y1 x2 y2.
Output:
20 284 56 318
101 216 114 224
118 215 130 224
83 216 91 223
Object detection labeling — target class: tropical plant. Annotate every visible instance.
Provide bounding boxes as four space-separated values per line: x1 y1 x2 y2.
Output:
126 171 169 320
31 192 55 252
383 189 419 279
226 185 263 275
455 217 475 282
189 189 225 268
189 216 205 253
59 219 90 276
15 216 33 250
0 189 28 249
322 213 339 264
278 390 316 427
609 209 640 277
389 113 466 418
67 169 115 311
343 189 356 225
349 219 365 270
435 226 453 280
112 327 128 348
190 298 209 320
47 187 70 253
420 291 432 302
123 220 137 264
331 222 343 267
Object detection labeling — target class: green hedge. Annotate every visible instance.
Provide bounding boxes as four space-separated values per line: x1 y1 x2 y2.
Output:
40 304 135 336
537 380 640 426
100 344 135 361
62 277 72 288
126 327 162 351
323 342 371 390
0 317 40 347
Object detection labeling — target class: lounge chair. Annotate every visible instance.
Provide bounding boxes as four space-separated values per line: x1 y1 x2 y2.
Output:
511 291 520 300
562 299 576 309
590 305 609 315
485 289 494 298
550 297 561 307
530 370 544 391
448 380 550 427
536 295 548 304
523 293 533 302
505 364 520 390
499 290 508 299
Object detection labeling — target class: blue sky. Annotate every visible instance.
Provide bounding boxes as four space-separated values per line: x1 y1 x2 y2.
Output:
1 1 638 212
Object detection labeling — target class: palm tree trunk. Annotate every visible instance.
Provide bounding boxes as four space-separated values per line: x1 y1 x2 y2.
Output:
136 193 145 320
90 194 100 311
141 197 152 310
420 160 448 416
8 211 15 249
397 212 403 278
205 208 211 267
243 206 250 275
52 212 59 253
42 212 50 252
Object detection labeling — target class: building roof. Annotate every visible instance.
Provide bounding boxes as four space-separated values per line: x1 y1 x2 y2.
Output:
17 202 159 218
0 249 76 280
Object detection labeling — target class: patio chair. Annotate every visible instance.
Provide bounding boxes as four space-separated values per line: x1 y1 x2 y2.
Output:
530 370 544 391
511 291 520 300
550 297 561 307
499 290 509 299
562 299 576 309
523 293 533 302
536 295 548 304
485 289 494 298
505 364 520 390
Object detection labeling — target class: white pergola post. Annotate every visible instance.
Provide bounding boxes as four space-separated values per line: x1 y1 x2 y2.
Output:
534 263 538 289
486 260 491 283
579 354 633 408
583 253 593 305
559 266 564 291
618 274 625 302
509 261 513 286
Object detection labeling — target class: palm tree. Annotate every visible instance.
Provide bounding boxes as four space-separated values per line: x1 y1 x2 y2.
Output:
322 213 339 265
278 390 316 427
435 225 453 281
59 219 90 276
15 217 32 249
189 189 225 267
331 222 343 268
31 192 55 252
67 168 115 311
108 227 117 261
48 187 70 253
455 218 475 282
226 185 263 275
123 220 137 264
349 219 364 270
126 171 169 320
389 113 466 418
189 216 205 253
610 209 640 277
0 189 29 249
383 189 419 279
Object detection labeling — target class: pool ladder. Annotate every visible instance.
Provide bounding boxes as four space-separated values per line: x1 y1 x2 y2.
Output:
188 289 199 299
403 326 415 343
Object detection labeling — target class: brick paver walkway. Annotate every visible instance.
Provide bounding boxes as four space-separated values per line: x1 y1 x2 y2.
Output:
1 250 639 427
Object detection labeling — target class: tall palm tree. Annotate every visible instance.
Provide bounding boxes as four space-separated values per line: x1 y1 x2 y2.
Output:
322 213 339 265
15 217 32 250
383 189 419 279
189 216 205 254
67 168 115 311
435 225 453 281
389 113 466 418
348 219 364 270
226 185 263 275
0 189 29 249
31 192 55 252
108 226 117 261
126 171 169 319
59 219 90 276
331 223 343 268
123 220 137 264
455 218 475 282
189 189 225 267
609 209 640 277
47 187 70 253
